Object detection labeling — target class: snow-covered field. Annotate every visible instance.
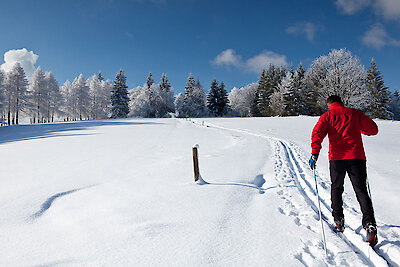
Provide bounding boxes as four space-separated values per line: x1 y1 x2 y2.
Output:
0 117 399 266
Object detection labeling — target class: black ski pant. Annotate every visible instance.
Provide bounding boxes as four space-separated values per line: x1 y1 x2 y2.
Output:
329 159 376 228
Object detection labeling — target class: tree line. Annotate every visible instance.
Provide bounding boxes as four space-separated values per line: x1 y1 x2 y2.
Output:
1 48 399 125
230 49 399 120
109 49 400 120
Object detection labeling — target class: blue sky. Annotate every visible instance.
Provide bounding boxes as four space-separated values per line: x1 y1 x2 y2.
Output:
0 0 399 94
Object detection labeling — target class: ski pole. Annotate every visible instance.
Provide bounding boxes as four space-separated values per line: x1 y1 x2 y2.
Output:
366 174 373 201
313 168 328 257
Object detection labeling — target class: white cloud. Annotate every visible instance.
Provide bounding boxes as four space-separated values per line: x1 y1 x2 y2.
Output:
374 0 400 21
335 0 371 15
286 22 318 41
335 0 400 21
212 49 288 73
362 24 400 49
245 51 288 73
212 49 242 67
1 48 39 78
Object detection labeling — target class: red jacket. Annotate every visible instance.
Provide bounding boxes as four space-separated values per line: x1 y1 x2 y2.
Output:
311 102 378 161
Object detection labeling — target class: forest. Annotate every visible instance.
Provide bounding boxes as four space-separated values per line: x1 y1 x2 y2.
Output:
1 48 399 126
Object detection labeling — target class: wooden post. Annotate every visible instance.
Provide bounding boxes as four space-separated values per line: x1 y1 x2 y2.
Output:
192 145 200 182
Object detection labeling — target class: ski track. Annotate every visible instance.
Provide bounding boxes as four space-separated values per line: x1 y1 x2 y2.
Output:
187 119 399 267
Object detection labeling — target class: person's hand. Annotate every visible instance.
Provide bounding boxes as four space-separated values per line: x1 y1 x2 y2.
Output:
309 154 318 170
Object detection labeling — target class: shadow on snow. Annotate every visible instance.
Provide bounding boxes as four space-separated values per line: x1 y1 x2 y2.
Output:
30 185 97 220
0 119 162 145
197 174 296 194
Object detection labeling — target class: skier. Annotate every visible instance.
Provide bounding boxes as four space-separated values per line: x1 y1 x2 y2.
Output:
309 95 379 248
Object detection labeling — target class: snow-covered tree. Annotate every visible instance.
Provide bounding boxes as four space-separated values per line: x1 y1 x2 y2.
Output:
282 72 300 116
60 80 76 121
306 49 369 112
389 90 400 121
146 72 154 89
129 72 157 118
72 74 90 120
228 83 258 117
178 74 207 117
130 74 174 118
29 67 47 123
269 72 291 116
2 72 14 125
255 69 266 116
174 93 185 117
157 74 174 117
280 72 296 116
111 70 130 118
4 63 29 124
44 72 62 122
269 90 285 116
99 79 113 118
366 59 391 119
293 63 309 115
98 71 104 82
129 84 156 117
0 70 4 124
88 74 103 120
257 65 284 116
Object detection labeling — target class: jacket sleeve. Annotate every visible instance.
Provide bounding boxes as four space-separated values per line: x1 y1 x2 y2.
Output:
311 115 328 155
359 111 378 136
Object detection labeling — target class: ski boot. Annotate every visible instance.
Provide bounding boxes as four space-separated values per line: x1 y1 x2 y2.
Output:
365 223 378 248
334 218 345 233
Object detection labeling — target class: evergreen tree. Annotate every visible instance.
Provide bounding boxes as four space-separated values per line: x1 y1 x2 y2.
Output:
130 72 175 118
277 66 287 81
207 78 219 116
258 64 283 116
184 73 196 101
389 90 400 120
143 72 156 117
160 73 171 92
282 72 299 116
146 72 154 89
207 79 229 117
218 81 230 116
366 58 391 119
290 64 295 77
180 74 206 117
158 73 174 116
252 70 265 117
98 71 104 81
303 73 321 116
111 70 130 118
294 63 308 115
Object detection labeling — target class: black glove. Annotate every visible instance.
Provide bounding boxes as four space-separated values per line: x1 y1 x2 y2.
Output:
309 154 318 170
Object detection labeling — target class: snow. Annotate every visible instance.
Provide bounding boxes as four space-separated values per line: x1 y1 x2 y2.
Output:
0 117 399 266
